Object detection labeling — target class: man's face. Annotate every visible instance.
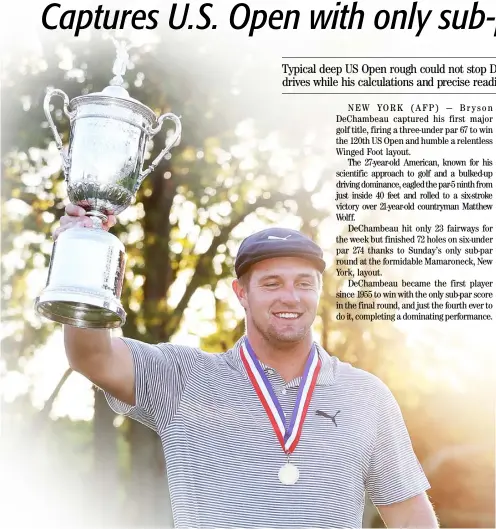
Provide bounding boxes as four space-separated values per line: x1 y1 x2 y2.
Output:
233 257 321 347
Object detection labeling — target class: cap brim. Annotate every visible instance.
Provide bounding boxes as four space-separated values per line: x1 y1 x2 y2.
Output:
236 250 326 278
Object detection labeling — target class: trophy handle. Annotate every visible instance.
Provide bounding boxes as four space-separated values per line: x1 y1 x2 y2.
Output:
137 113 182 188
44 88 74 176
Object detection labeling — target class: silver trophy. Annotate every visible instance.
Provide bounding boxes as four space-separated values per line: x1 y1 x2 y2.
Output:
35 40 182 328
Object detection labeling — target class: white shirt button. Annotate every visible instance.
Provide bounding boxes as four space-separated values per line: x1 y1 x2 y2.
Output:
281 388 287 395
266 369 275 375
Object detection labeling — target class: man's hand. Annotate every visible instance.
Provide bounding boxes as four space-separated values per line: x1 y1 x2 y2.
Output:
52 204 117 240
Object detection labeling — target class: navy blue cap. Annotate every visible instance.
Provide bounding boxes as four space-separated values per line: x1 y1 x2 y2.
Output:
235 227 326 278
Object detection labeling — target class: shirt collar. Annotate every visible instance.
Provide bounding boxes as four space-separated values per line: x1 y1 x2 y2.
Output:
225 336 336 387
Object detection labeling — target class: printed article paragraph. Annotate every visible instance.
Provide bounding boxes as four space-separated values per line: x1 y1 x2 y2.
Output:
311 59 496 324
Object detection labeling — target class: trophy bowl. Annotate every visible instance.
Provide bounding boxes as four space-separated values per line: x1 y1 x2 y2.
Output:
35 42 182 328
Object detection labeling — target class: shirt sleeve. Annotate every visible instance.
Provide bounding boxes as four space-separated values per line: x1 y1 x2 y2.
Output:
104 337 202 433
365 383 430 505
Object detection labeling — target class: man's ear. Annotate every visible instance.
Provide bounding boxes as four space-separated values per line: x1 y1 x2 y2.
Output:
232 279 248 310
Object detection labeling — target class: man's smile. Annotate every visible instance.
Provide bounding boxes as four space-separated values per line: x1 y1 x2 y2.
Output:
272 312 302 320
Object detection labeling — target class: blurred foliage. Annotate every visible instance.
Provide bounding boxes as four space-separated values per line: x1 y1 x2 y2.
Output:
1 32 494 528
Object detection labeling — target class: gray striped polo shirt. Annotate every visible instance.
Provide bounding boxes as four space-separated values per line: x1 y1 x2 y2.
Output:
105 336 430 529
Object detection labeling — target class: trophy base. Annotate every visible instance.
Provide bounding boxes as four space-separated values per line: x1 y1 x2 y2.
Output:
36 291 125 329
35 227 127 329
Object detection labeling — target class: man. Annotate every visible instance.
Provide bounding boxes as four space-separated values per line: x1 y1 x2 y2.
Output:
56 204 438 529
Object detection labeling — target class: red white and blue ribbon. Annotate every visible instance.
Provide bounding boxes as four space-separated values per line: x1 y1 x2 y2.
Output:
240 339 321 455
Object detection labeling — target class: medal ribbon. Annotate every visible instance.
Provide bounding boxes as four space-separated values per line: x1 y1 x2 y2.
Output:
240 339 321 455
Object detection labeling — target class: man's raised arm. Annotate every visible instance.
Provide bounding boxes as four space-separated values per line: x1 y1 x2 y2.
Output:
64 326 135 406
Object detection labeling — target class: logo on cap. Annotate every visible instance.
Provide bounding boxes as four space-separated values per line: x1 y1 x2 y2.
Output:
267 235 292 241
